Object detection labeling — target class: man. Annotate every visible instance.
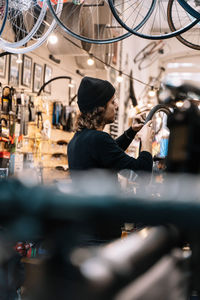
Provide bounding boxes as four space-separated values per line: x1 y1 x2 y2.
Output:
67 76 153 242
68 76 153 180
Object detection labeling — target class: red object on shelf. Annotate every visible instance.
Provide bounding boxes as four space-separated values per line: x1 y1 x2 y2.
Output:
0 151 10 159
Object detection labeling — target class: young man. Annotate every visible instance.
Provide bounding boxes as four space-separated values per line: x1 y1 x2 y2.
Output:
68 76 153 242
68 76 153 180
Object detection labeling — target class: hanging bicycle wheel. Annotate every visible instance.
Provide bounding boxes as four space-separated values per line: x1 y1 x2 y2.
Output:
134 41 168 70
177 0 200 20
108 0 199 40
0 0 48 48
0 0 8 37
168 0 200 50
145 104 171 161
0 0 63 54
47 0 156 44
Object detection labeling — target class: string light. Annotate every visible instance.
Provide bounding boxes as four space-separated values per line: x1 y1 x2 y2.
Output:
62 35 153 89
87 54 94 66
148 86 156 97
117 71 123 83
48 34 58 45
176 101 183 108
68 81 75 88
16 54 22 64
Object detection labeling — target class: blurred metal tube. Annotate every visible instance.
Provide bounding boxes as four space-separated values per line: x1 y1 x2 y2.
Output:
79 226 179 293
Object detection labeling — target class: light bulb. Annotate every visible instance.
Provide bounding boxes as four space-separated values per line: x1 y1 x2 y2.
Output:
117 72 123 83
148 86 156 97
16 54 22 64
68 82 75 88
48 34 58 44
87 56 94 66
176 101 183 108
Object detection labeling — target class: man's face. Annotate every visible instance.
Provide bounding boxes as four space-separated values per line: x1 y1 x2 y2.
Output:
104 95 118 124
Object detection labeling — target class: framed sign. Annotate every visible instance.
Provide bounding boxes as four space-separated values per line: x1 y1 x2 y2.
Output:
33 63 43 93
44 64 52 94
0 53 7 78
8 54 20 86
21 55 32 88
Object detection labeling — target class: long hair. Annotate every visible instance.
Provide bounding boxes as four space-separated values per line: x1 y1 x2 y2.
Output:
76 106 106 131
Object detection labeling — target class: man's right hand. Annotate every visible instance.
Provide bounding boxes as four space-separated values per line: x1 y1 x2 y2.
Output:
137 121 154 154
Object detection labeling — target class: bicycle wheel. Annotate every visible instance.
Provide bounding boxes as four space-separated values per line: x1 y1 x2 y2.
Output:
168 0 200 50
134 41 166 70
47 0 156 44
138 51 163 70
0 1 63 54
145 104 171 160
134 41 161 64
108 0 199 40
0 0 48 48
0 0 8 37
177 0 200 19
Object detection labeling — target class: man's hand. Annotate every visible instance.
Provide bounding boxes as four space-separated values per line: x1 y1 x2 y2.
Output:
137 121 154 154
132 112 147 132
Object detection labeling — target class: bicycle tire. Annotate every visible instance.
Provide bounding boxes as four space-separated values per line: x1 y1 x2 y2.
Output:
134 41 159 63
168 0 200 50
0 0 8 37
0 1 63 54
177 0 200 20
138 52 161 71
134 41 165 70
108 0 199 40
46 0 156 44
0 1 48 48
145 104 172 124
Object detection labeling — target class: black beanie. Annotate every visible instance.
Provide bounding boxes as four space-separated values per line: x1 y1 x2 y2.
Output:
77 76 115 113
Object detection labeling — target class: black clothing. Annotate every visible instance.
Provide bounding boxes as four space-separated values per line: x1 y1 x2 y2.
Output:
67 127 152 242
68 127 153 174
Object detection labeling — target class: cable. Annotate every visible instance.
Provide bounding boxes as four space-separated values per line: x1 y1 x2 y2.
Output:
62 35 153 88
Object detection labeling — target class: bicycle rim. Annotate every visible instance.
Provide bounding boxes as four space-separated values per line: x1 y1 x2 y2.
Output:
177 0 200 20
138 52 160 70
0 1 63 54
0 0 48 48
46 0 156 44
168 0 200 50
0 0 8 37
109 0 199 40
134 41 158 63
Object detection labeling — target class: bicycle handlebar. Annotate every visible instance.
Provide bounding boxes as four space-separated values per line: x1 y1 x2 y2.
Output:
80 226 179 288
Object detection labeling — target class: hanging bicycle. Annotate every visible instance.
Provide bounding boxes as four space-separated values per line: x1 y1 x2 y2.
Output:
133 41 170 70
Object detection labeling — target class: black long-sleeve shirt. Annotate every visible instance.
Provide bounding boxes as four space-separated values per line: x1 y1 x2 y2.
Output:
68 127 152 173
67 127 152 241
